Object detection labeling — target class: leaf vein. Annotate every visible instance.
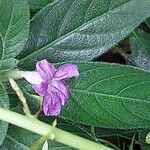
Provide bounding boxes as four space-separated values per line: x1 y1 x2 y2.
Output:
116 80 150 96
72 89 150 104
86 73 140 90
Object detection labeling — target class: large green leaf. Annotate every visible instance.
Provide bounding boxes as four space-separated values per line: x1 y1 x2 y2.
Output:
130 29 150 71
0 125 74 150
15 62 150 129
60 62 150 129
18 0 150 69
0 83 10 146
0 0 30 61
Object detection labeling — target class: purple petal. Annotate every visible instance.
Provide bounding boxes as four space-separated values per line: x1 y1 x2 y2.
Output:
33 81 48 96
36 59 56 80
54 64 79 80
42 92 61 116
49 80 69 106
21 71 43 84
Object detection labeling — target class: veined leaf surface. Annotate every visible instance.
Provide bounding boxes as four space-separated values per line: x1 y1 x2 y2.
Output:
61 62 150 129
18 0 150 69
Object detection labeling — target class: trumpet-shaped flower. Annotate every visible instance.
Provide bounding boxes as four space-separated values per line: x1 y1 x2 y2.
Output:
22 59 79 116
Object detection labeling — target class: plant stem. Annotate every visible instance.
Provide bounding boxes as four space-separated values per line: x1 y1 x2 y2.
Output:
0 108 113 150
9 78 32 117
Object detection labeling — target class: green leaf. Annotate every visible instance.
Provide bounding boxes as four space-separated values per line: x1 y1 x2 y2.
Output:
0 0 30 61
0 125 74 150
139 130 150 150
18 0 150 69
130 29 150 71
28 0 55 9
60 62 150 129
0 83 10 146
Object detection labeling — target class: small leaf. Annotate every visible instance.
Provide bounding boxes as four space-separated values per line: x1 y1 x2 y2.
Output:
60 62 150 129
0 0 30 61
0 83 10 146
18 0 150 69
130 29 150 71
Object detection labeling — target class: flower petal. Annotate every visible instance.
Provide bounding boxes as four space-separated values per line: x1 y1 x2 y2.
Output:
36 59 56 80
33 81 48 96
49 80 69 106
54 64 79 80
21 71 43 84
42 92 61 116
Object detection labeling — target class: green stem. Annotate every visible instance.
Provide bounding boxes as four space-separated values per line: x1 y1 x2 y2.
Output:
0 108 113 150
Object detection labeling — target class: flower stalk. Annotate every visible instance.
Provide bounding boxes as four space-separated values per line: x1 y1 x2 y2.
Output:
0 108 113 150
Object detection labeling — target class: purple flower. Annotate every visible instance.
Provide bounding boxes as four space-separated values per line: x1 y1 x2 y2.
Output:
22 59 79 116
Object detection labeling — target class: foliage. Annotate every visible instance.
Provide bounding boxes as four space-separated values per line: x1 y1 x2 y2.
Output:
0 0 150 149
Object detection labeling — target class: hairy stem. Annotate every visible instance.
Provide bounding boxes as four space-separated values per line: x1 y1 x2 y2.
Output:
0 108 113 150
